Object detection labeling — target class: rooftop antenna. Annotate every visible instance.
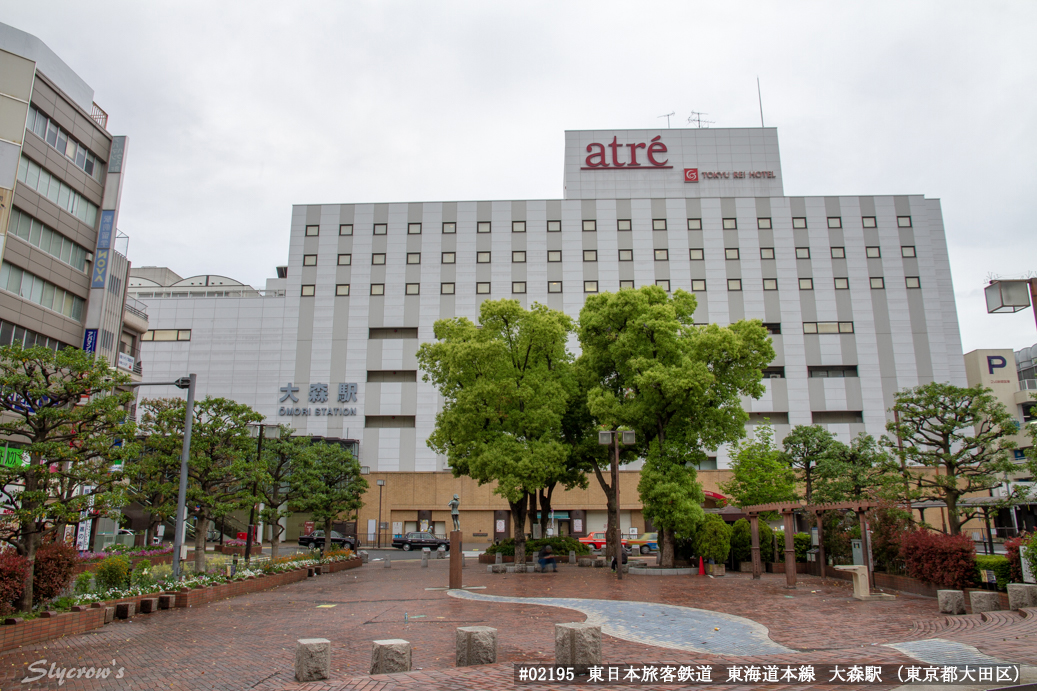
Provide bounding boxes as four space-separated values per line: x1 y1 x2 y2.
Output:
757 77 765 127
658 112 675 128
687 111 714 129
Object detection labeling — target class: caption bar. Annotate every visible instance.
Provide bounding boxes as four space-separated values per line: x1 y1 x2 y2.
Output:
515 664 1020 685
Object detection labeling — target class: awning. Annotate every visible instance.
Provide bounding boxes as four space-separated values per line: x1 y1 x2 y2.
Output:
536 511 569 520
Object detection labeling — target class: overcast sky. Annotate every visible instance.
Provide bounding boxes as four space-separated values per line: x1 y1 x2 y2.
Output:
4 1 1036 353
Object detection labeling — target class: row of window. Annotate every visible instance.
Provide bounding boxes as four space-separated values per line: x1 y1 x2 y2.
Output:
7 208 90 272
25 105 102 179
0 262 86 322
140 329 192 342
16 156 99 227
0 319 70 352
315 245 919 267
307 215 913 236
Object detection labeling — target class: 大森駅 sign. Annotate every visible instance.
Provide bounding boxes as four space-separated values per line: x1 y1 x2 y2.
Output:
277 381 359 417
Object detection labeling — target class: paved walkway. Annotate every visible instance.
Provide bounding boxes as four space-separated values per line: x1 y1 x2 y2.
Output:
0 558 1033 690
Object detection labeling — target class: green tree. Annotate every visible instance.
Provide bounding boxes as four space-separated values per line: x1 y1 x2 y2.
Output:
780 425 841 503
257 427 311 561
694 514 732 564
813 433 899 504
291 441 367 552
418 299 574 565
885 382 1027 535
578 286 773 566
730 518 752 563
0 344 137 611
637 441 706 546
721 422 796 510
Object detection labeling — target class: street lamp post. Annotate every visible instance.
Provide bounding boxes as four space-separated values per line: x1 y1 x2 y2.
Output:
376 479 385 548
597 429 635 580
246 423 278 564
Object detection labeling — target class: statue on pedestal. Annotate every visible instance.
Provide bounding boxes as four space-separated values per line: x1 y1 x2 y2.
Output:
448 494 460 531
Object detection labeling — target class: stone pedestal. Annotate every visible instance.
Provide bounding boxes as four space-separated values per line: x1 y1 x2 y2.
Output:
938 590 966 615
555 622 602 665
578 558 594 567
833 565 893 601
115 602 135 619
371 639 411 674
455 626 497 666
383 556 391 569
103 606 115 624
1007 583 1037 610
158 594 176 609
569 550 576 564
139 598 159 614
449 530 463 589
436 546 446 559
421 548 430 568
359 550 369 564
495 552 502 564
295 638 331 682
970 590 1001 613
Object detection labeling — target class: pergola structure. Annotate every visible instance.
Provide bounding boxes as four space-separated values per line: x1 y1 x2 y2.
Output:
741 501 881 589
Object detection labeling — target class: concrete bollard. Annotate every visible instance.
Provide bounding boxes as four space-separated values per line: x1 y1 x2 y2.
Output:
938 590 966 615
115 602 135 619
370 639 411 674
384 556 391 569
359 550 369 564
569 550 576 564
594 558 606 568
555 622 602 665
436 546 446 559
421 548 430 568
104 606 115 624
158 594 176 610
491 564 507 574
456 626 497 666
138 598 159 614
969 590 1001 613
1007 583 1037 610
578 558 594 567
495 553 503 565
295 638 331 682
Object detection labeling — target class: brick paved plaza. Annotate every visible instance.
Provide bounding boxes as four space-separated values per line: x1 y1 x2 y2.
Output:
1 558 1034 690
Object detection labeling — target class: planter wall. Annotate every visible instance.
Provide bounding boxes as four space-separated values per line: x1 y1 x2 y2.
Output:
214 544 263 556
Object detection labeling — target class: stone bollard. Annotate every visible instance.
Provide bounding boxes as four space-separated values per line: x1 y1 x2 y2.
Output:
594 558 606 568
1007 583 1037 610
456 626 497 666
384 556 391 569
555 622 602 665
938 590 966 615
436 546 446 559
139 598 159 614
421 548 430 568
969 590 1001 613
370 639 411 674
158 594 176 610
491 564 507 574
495 553 503 565
115 602 135 619
359 550 369 564
569 550 576 565
578 558 594 568
295 638 331 682
104 607 115 624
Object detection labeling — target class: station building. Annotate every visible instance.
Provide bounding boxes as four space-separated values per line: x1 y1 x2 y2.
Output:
133 126 967 544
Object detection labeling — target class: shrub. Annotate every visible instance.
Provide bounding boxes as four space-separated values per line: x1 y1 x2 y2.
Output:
730 519 751 563
793 533 812 562
1024 533 1037 583
484 539 515 556
528 536 589 556
73 572 93 595
900 529 976 589
758 522 775 563
974 555 1011 591
869 508 912 571
0 550 29 616
695 515 731 564
131 559 156 591
150 564 172 583
94 555 131 592
32 541 78 605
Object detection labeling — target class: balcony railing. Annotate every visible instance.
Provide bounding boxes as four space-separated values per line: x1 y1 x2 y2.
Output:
90 103 108 130
1020 379 1037 391
124 296 148 321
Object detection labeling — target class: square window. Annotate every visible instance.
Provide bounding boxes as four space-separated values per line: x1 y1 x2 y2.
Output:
406 253 421 264
301 284 315 296
835 277 850 290
512 221 526 233
761 247 775 260
442 252 455 264
866 246 881 258
618 219 632 231
792 217 807 229
795 247 810 259
763 278 778 291
727 279 742 291
725 248 740 260
656 279 671 291
548 281 562 293
441 282 455 295
827 217 842 229
839 322 854 333
687 218 702 230
831 246 846 259
335 284 350 296
897 216 912 228
619 280 635 289
619 249 633 261
408 223 421 235
901 246 916 258
652 219 667 231
305 225 319 236
584 280 598 293
547 220 561 232
654 249 669 261
906 276 921 289
372 253 386 265
442 222 456 234
862 216 877 228
691 279 707 291
338 253 352 266
548 250 562 262
799 278 814 290
373 223 387 235
723 218 737 230
583 220 596 232
339 224 353 236
476 282 491 294
512 251 526 263
803 322 818 334
757 218 772 229
405 283 420 295
512 281 526 294
690 248 704 260
303 254 317 266
177 330 191 341
583 250 597 262
371 284 384 295
477 251 491 263
477 221 491 233
870 277 885 289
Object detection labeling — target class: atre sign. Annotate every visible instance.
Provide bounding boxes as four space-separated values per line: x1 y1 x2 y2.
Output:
582 136 672 170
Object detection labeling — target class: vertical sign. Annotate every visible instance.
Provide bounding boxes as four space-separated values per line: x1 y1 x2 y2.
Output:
96 210 115 250
82 329 98 354
91 249 109 288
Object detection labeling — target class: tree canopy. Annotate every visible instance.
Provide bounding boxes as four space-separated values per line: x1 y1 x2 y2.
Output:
291 441 367 552
780 424 841 503
721 421 796 510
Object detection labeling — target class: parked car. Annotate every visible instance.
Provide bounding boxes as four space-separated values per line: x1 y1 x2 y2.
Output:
627 532 659 554
298 530 355 551
391 531 451 551
578 531 629 551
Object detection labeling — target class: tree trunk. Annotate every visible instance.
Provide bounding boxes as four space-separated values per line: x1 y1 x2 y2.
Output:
660 528 676 568
324 518 333 552
946 494 961 536
592 464 618 560
270 525 281 561
539 485 554 539
194 516 208 573
804 465 812 504
510 497 529 565
17 522 37 612
527 492 538 539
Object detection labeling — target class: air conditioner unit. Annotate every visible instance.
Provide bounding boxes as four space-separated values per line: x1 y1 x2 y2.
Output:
768 374 782 379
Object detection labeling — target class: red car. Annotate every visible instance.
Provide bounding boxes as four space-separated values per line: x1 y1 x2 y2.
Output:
579 531 628 550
